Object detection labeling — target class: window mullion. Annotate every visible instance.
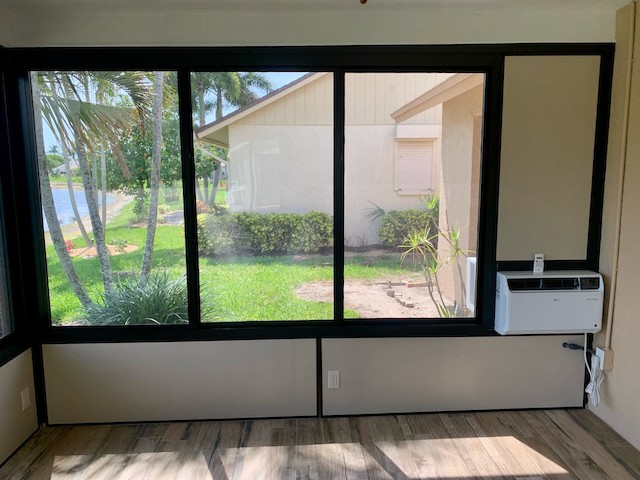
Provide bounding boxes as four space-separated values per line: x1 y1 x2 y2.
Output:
334 70 345 324
178 70 201 329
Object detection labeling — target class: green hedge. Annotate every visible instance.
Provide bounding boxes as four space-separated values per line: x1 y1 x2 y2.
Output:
197 211 333 256
378 209 437 248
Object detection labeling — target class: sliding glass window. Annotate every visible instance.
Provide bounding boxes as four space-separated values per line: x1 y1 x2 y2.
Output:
31 71 188 326
192 72 334 322
344 72 483 319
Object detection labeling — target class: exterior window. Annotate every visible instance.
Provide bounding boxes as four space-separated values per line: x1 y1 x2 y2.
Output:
31 71 188 326
23 60 500 328
344 72 484 319
192 72 334 322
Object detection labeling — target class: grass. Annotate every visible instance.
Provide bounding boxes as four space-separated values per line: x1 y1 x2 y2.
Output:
47 194 410 324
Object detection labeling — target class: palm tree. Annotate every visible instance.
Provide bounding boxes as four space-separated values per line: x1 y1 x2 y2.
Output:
35 71 153 306
32 73 94 309
46 82 92 247
140 72 164 286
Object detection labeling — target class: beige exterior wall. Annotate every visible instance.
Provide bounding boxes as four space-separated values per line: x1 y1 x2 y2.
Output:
345 73 449 125
228 73 449 244
227 125 333 214
592 3 640 451
497 55 601 261
438 85 484 308
235 73 333 127
0 350 38 464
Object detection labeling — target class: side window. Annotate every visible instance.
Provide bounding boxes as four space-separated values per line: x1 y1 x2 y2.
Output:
0 73 11 340
0 213 10 339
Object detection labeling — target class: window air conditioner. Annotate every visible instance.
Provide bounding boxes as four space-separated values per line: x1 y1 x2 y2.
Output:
495 271 603 335
466 256 477 314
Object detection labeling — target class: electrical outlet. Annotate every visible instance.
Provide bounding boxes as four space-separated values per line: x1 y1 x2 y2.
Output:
328 370 340 389
21 388 31 411
595 347 614 371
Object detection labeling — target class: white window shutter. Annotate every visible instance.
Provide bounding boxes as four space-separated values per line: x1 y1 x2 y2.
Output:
395 141 433 194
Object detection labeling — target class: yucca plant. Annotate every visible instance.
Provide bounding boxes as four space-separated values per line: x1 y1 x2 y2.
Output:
85 271 189 325
399 224 472 318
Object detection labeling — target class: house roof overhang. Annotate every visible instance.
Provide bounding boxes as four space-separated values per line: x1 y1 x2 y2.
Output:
390 73 484 124
195 72 327 147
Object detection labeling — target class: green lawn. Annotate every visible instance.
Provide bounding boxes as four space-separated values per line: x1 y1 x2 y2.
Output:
47 198 410 324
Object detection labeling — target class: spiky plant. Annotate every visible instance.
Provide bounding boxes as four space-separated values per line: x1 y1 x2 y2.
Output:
85 272 189 325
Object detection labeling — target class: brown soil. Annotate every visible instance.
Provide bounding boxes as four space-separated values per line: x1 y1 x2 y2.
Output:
67 244 139 258
295 278 448 318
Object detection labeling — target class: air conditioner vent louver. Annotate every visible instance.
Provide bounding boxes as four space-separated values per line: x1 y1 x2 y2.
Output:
508 279 541 290
507 277 580 291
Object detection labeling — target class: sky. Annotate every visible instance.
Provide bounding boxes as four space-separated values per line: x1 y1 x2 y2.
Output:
43 71 307 152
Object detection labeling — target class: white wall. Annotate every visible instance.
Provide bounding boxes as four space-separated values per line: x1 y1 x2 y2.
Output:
497 55 601 261
323 336 586 416
0 350 38 465
43 340 316 424
0 0 621 435
0 2 624 47
592 3 640 451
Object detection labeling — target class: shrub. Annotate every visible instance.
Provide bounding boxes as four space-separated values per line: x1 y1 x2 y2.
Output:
85 272 189 325
210 203 229 216
157 204 170 214
197 211 333 256
378 209 437 249
112 238 129 253
290 211 334 253
196 201 210 214
197 213 238 256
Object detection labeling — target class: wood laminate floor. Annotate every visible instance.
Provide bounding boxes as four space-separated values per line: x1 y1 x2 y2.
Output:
2 409 639 479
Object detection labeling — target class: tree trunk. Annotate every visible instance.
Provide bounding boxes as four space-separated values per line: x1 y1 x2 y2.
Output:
195 181 204 202
50 118 92 247
31 73 94 310
209 166 221 205
202 175 209 205
66 79 115 296
75 137 115 296
140 72 164 286
101 145 107 228
210 89 224 204
62 139 91 247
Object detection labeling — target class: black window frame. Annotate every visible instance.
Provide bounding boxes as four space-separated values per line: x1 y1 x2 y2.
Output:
0 44 613 346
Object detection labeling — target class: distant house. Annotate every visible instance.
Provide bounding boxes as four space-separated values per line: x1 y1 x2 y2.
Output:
392 73 484 310
195 72 454 245
52 157 79 175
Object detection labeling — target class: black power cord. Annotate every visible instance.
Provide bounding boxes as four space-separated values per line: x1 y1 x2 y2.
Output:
563 342 595 355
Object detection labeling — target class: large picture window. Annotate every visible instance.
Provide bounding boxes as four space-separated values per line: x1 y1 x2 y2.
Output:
28 64 491 329
10 45 562 336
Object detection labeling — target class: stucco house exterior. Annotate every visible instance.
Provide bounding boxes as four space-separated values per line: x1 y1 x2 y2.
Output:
196 71 484 310
392 73 484 311
195 71 454 245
